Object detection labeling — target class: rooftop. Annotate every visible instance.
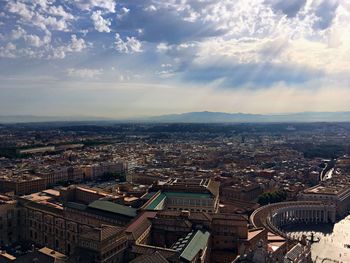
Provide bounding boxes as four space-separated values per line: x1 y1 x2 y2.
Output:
303 182 350 196
172 230 210 262
145 193 166 210
164 191 212 199
38 247 67 260
88 200 137 218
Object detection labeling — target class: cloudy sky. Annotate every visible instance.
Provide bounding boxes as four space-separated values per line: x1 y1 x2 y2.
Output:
1 0 350 118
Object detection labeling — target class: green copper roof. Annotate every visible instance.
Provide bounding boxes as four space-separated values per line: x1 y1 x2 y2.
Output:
88 200 137 218
66 201 87 211
145 193 166 210
144 191 213 211
180 230 210 261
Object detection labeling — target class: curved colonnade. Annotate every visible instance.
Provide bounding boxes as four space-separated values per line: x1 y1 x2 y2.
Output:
249 201 336 240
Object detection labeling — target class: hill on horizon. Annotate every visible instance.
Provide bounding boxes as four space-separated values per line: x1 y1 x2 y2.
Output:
145 111 350 123
2 111 350 123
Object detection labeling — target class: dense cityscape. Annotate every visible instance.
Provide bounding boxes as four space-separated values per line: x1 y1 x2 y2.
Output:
2 0 350 262
0 122 350 262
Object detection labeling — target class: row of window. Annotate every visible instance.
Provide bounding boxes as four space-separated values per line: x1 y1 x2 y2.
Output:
167 207 213 212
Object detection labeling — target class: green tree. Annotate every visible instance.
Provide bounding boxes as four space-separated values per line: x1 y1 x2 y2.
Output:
258 190 287 205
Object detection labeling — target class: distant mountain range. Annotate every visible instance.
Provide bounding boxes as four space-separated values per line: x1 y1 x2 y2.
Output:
145 111 350 123
2 111 350 124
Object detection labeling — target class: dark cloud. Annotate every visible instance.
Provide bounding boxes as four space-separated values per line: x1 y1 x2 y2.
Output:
115 1 226 44
314 0 340 30
266 0 307 17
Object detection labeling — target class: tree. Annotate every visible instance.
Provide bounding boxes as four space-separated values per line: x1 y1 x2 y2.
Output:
258 190 287 205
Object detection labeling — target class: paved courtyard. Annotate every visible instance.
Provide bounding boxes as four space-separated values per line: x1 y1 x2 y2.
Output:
283 215 350 262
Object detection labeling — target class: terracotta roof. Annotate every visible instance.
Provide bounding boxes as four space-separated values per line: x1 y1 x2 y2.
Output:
80 225 123 241
126 211 157 241
129 251 170 263
247 228 265 241
206 179 220 196
131 244 177 259
152 217 192 228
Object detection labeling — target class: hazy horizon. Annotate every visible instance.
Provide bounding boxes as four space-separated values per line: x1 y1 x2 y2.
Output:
1 0 350 118
4 109 350 119
3 110 350 124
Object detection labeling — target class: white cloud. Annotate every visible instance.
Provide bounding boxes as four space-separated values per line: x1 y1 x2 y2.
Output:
0 42 17 58
91 10 111 33
32 0 50 9
11 26 27 40
6 1 70 31
136 28 144 35
144 5 157 12
156 42 172 52
152 0 201 23
18 47 45 58
75 0 116 13
115 33 142 53
25 34 51 47
42 16 69 31
50 34 86 59
25 35 42 47
161 64 172 68
156 69 175 78
2 0 350 89
69 34 86 52
47 5 75 20
67 68 103 78
7 1 33 20
11 26 52 47
144 0 350 76
117 7 130 20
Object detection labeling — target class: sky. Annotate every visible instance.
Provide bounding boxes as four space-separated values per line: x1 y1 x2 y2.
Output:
1 0 350 118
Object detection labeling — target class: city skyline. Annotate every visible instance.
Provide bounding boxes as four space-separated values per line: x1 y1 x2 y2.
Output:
1 0 350 118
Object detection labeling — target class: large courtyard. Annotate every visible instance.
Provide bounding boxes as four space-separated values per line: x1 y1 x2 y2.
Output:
283 215 350 262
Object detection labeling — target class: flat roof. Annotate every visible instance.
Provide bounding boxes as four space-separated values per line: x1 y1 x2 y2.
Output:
303 184 349 195
0 252 16 260
39 247 67 259
145 193 166 210
88 200 137 218
66 201 87 211
164 192 212 199
247 228 264 241
178 230 210 261
42 189 60 197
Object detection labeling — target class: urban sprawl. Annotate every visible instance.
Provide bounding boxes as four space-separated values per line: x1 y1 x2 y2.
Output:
1 122 350 263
